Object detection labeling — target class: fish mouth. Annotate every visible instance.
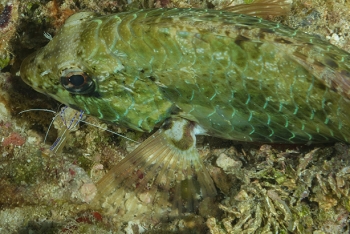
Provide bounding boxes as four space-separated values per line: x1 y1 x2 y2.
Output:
20 52 38 86
20 50 45 91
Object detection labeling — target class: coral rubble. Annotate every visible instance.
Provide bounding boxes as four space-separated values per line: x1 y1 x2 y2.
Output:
0 0 350 233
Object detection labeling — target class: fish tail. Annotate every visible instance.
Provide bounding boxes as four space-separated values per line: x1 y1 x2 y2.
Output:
92 118 216 215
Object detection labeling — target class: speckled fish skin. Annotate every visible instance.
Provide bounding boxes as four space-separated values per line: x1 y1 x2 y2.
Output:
21 8 350 144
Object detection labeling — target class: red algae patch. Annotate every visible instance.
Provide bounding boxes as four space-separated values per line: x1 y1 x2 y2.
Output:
2 132 26 146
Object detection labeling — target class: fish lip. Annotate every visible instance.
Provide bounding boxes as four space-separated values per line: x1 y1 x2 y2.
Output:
20 51 39 84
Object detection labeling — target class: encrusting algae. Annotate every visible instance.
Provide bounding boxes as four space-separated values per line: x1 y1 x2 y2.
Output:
1 0 350 232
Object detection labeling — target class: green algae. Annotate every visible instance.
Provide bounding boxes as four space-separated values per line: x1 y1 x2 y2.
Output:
0 54 11 70
10 153 43 185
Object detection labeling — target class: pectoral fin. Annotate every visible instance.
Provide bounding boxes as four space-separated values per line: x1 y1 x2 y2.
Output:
93 117 217 215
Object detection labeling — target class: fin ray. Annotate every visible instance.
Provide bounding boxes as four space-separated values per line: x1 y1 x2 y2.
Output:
223 0 291 18
93 118 217 215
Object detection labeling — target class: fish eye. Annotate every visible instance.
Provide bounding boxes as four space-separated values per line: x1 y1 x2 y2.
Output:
60 69 95 94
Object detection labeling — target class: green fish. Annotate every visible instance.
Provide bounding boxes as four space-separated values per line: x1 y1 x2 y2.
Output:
20 4 350 214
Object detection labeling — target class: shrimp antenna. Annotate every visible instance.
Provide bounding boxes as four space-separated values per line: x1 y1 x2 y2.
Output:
45 111 60 144
79 119 140 144
19 107 140 150
18 109 56 114
19 109 59 144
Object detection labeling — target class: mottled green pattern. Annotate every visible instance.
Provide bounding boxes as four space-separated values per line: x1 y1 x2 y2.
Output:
21 8 350 143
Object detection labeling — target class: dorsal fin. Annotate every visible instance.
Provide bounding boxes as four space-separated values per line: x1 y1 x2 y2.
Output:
222 0 291 18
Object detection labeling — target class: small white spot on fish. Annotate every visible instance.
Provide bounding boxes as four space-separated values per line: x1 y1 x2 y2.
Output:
40 69 51 76
196 48 204 54
123 86 134 93
194 124 206 135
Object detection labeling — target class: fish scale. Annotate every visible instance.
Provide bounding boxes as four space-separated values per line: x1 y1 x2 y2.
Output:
20 7 350 213
21 9 350 139
60 8 349 144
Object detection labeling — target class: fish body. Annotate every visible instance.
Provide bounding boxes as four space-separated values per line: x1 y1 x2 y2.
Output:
20 8 350 213
21 8 350 144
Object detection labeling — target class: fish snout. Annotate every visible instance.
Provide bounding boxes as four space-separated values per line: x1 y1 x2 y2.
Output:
20 52 38 87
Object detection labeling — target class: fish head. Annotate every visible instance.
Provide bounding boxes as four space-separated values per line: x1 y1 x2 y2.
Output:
20 11 172 131
20 12 99 104
20 12 130 127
